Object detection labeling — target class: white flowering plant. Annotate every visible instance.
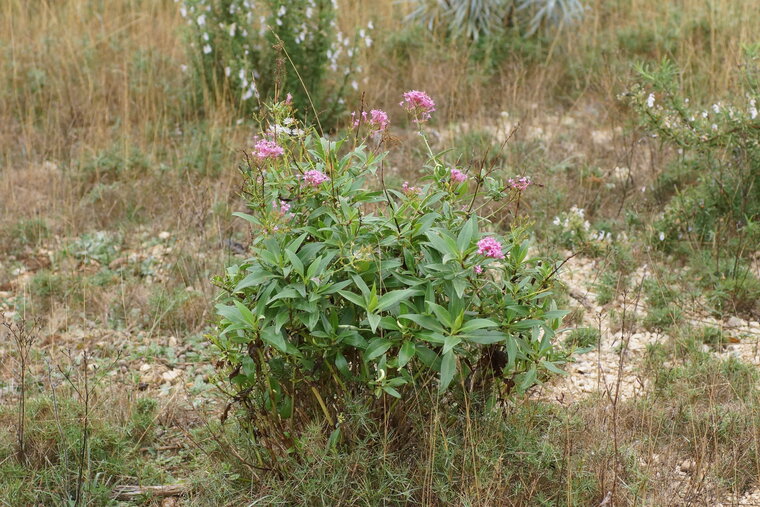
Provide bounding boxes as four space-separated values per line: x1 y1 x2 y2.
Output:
211 93 567 448
627 55 760 256
178 0 372 125
550 206 614 254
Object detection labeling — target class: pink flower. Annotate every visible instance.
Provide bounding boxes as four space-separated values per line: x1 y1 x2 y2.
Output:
254 139 284 159
402 181 421 195
508 176 532 191
274 200 291 215
474 265 483 274
302 170 330 187
477 237 505 259
450 168 467 184
351 109 390 131
400 90 436 122
285 93 293 105
369 109 389 130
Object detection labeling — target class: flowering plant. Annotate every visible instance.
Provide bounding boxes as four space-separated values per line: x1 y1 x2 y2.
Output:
212 93 566 443
627 56 760 256
178 0 373 124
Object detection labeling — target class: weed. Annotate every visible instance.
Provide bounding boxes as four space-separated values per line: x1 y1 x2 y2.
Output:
564 326 600 351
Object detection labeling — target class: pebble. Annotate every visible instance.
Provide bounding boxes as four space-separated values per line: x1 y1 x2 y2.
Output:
679 459 695 473
161 369 182 382
158 231 171 240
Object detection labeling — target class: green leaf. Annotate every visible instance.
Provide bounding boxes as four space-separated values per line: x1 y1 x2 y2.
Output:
335 352 350 377
367 312 381 333
382 386 401 398
284 248 304 277
338 290 367 308
517 365 538 393
274 310 289 333
398 341 415 367
269 288 299 302
260 327 287 353
443 335 462 355
234 269 271 292
287 232 309 254
426 302 452 329
232 212 260 227
233 300 256 329
365 338 392 361
398 314 446 334
376 289 421 312
541 360 566 375
462 330 506 344
327 428 341 450
457 215 477 253
459 318 499 333
506 337 517 371
439 351 456 393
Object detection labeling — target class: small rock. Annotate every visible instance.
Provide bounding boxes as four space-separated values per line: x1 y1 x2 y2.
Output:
679 459 696 473
158 231 171 240
162 369 182 382
140 363 152 372
726 316 744 328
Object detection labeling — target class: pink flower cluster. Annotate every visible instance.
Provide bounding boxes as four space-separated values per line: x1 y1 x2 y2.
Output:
274 200 291 215
400 90 436 122
254 139 284 159
477 237 505 259
450 168 467 183
473 265 483 274
302 170 330 187
351 109 390 131
402 181 421 195
508 176 532 191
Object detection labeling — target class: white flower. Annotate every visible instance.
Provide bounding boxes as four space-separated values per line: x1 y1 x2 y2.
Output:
368 20 374 30
225 66 231 77
658 232 665 241
646 93 655 108
351 80 358 90
242 89 254 101
197 14 206 26
712 103 720 114
180 64 188 73
277 5 287 16
229 24 236 37
203 44 212 54
179 6 187 17
305 7 313 18
202 32 209 41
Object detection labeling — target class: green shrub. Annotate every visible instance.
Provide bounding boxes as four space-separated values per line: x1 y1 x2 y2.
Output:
212 95 567 451
629 55 760 259
179 0 372 125
643 304 681 332
4 218 50 250
564 326 600 351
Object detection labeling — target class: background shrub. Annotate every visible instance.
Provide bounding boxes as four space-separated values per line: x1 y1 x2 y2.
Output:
179 0 372 125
